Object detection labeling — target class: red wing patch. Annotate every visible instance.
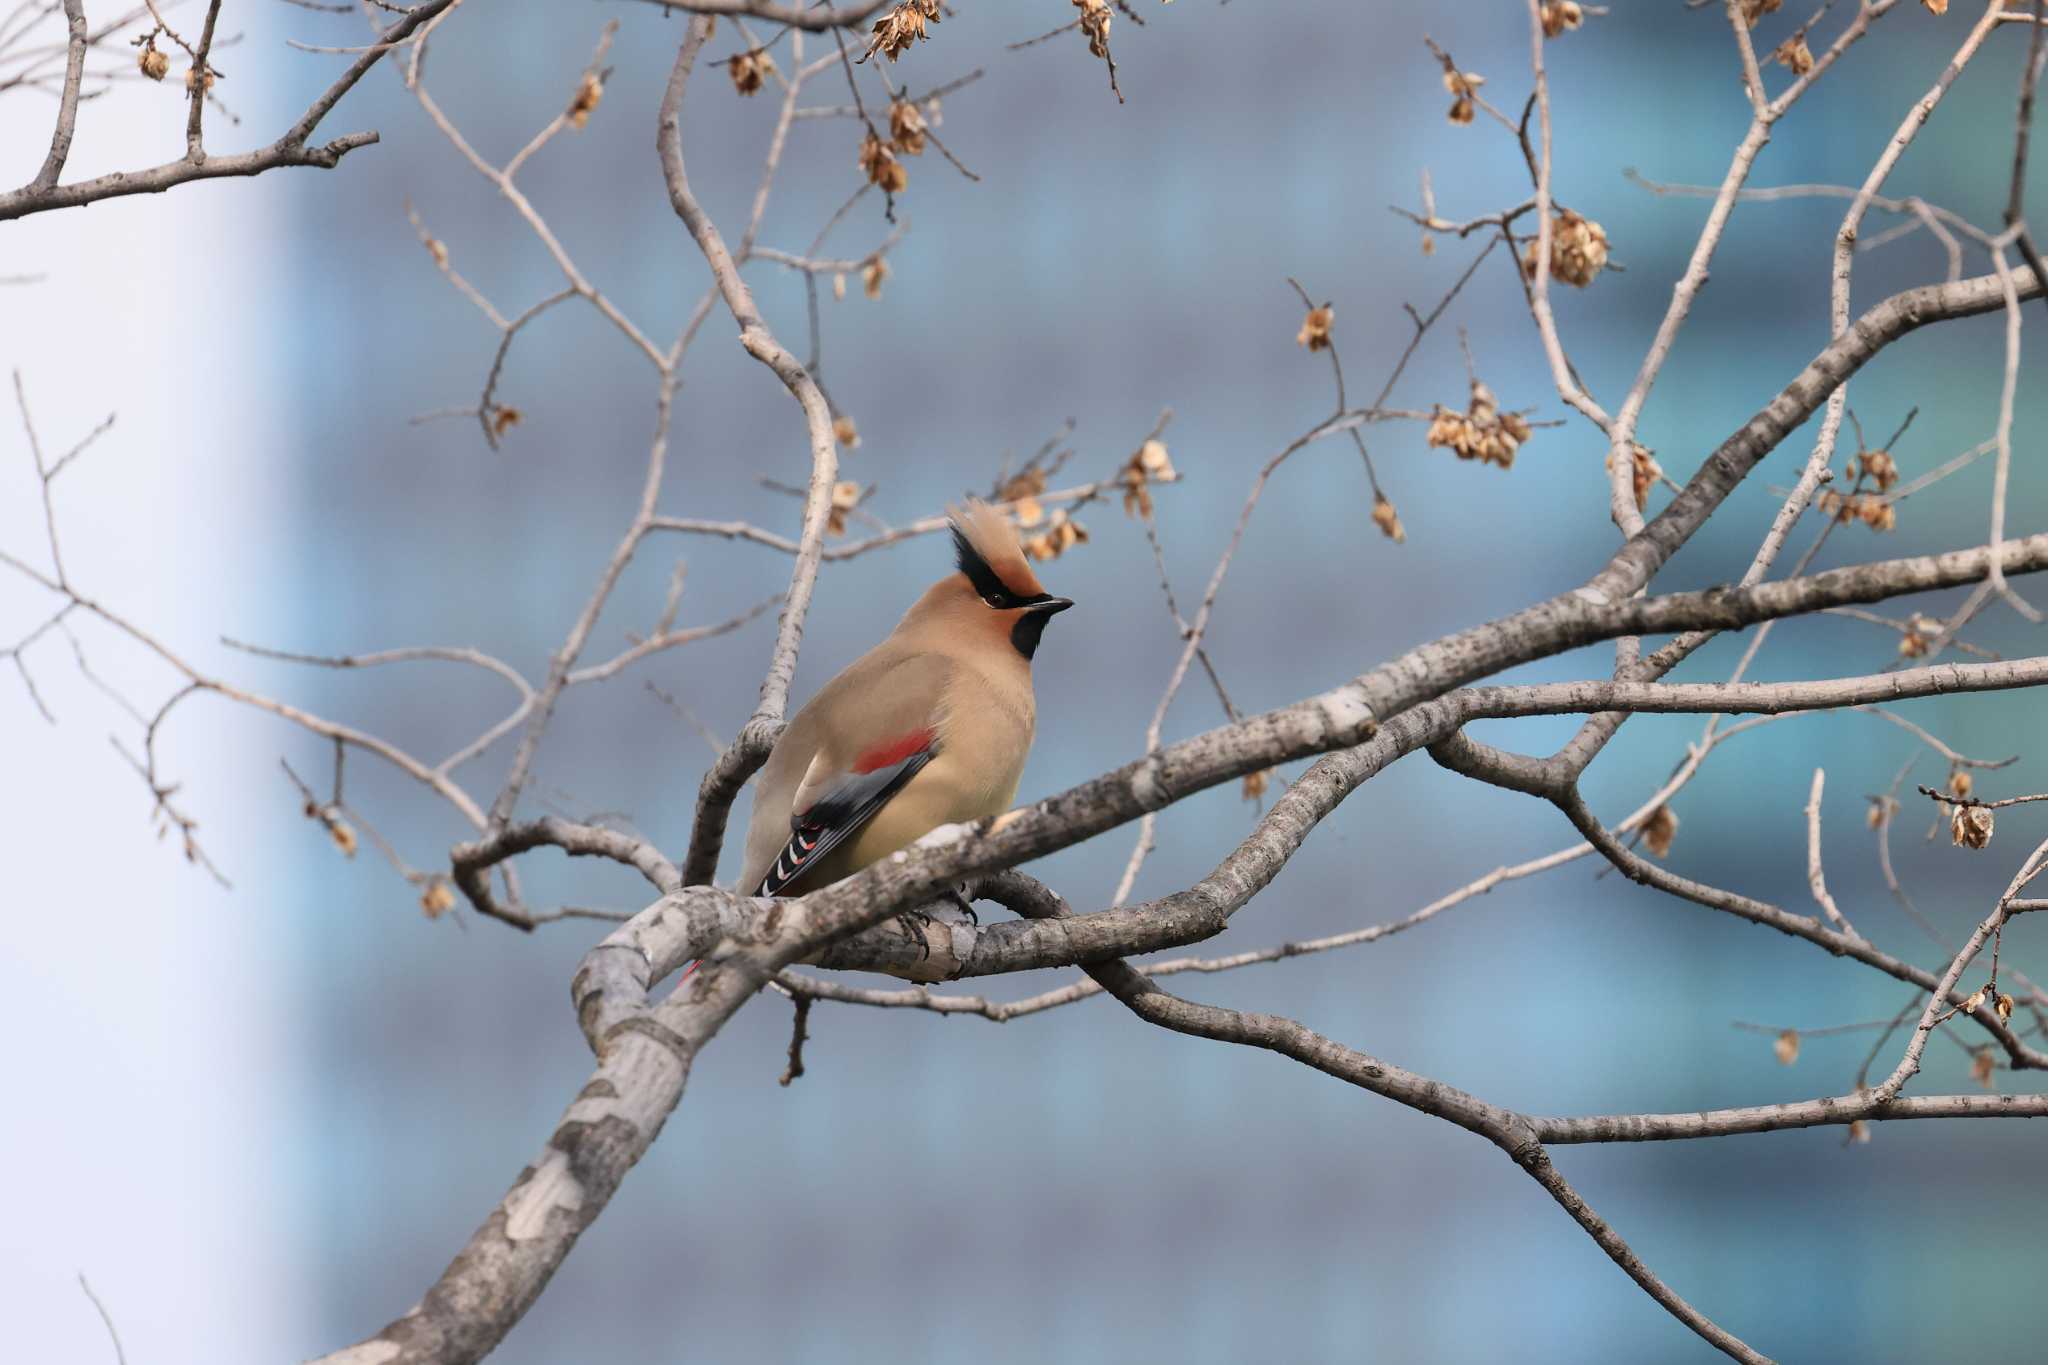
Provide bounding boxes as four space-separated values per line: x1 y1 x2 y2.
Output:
853 726 936 774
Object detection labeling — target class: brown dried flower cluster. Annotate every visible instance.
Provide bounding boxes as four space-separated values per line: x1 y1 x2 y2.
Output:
1296 303 1334 351
861 256 889 300
832 415 860 448
1121 438 1180 517
1241 768 1272 803
1738 0 1783 26
1606 442 1663 511
999 466 1050 525
184 63 214 94
1773 1029 1799 1066
826 481 864 537
1642 804 1679 858
1773 36 1813 75
1854 448 1899 491
1076 0 1112 60
888 99 927 156
1815 489 1896 532
1442 66 1485 126
1024 507 1088 561
1897 612 1941 658
1371 490 1405 543
1950 802 1993 850
420 878 456 919
137 39 169 82
1950 770 1973 799
1523 209 1609 288
859 131 909 194
863 0 941 63
1540 1 1583 37
728 48 775 96
1971 1048 1997 1089
1428 380 1532 470
301 795 357 858
569 72 604 129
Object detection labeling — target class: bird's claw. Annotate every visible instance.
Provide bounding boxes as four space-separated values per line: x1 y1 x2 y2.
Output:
893 907 935 961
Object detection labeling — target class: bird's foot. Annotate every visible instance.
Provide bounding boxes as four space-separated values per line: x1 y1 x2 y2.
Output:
944 884 979 925
893 907 935 961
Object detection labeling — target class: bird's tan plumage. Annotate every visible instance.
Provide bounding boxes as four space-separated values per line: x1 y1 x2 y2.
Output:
737 501 1067 898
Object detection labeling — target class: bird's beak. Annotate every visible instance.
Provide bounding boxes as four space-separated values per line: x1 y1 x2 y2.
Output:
1028 597 1074 616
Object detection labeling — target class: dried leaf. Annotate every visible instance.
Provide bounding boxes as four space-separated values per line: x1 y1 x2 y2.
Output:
1846 1119 1872 1144
1540 1 1583 37
1774 1029 1800 1066
728 49 775 96
1858 449 1899 491
1241 768 1271 802
1642 804 1679 858
826 480 863 537
1950 803 1994 850
858 131 908 193
1522 209 1609 288
888 98 927 155
492 406 523 438
569 71 604 129
1772 37 1813 75
1075 0 1112 59
1023 509 1087 561
1996 993 2015 1025
862 257 889 301
1296 304 1335 351
328 817 358 859
421 879 456 918
1371 491 1405 543
863 0 941 63
1971 1049 1996 1089
139 44 169 81
832 415 860 449
1604 442 1662 511
1119 439 1178 518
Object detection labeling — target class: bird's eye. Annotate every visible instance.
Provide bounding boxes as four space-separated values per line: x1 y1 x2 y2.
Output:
981 594 1005 609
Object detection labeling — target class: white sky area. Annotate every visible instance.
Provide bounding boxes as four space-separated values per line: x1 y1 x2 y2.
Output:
2 65 303 1364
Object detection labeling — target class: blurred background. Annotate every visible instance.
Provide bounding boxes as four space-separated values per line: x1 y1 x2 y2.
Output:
5 2 2047 1361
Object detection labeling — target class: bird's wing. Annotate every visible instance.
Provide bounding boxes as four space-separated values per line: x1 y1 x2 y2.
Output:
756 730 938 896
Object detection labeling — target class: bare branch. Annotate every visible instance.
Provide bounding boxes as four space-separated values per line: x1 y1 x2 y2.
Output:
0 0 461 221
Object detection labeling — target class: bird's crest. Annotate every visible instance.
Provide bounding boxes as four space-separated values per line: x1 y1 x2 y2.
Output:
949 498 1045 603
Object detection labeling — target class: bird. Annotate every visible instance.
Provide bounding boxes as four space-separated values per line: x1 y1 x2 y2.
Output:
737 499 1074 902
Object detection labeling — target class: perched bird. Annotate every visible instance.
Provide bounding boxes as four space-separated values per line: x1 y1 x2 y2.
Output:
738 500 1073 899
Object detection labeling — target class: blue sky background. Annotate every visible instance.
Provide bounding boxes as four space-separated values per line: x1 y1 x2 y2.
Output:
5 2 2047 1361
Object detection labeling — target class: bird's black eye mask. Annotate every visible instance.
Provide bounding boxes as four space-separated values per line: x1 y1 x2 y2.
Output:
952 525 1056 611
